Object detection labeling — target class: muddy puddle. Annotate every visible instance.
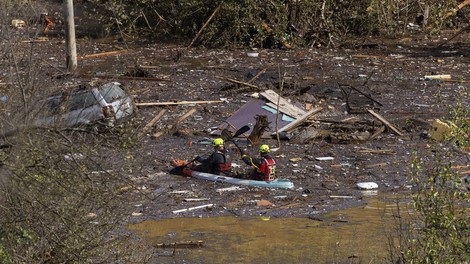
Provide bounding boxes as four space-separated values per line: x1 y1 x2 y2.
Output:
129 194 412 263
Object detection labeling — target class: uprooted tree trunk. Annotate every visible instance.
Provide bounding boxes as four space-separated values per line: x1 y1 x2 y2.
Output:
248 115 270 148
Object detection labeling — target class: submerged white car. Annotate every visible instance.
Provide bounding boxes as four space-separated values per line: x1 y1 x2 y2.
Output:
35 82 135 129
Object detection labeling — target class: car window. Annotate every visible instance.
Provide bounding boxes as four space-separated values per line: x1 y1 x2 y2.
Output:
47 96 63 114
99 83 126 103
69 91 98 111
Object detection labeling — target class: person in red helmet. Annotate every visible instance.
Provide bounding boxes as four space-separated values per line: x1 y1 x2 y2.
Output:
240 144 276 181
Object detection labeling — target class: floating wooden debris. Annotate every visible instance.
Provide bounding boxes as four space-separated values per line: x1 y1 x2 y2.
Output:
138 108 168 138
168 190 193 194
172 203 214 214
183 198 210 202
136 100 223 107
275 107 323 134
152 107 197 139
367 109 404 136
357 147 396 155
216 186 244 193
216 76 258 89
156 240 204 248
316 157 334 161
330 195 355 199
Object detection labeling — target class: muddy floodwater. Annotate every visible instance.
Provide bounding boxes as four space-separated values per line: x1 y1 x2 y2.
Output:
130 194 410 263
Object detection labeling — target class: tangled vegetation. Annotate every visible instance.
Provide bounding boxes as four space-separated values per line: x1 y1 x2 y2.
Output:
390 152 470 264
92 0 466 48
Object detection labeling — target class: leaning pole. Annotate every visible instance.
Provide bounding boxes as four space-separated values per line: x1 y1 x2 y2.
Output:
64 0 77 72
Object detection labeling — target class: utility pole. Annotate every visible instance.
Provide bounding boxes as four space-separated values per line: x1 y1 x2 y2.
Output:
64 0 77 72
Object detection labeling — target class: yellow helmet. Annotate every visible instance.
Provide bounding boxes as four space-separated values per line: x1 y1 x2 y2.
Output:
259 144 270 153
212 138 224 147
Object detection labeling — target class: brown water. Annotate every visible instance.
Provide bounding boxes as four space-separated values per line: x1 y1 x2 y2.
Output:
130 195 410 263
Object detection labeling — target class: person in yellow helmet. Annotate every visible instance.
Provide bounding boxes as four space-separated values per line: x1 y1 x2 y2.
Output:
240 144 276 181
193 138 232 176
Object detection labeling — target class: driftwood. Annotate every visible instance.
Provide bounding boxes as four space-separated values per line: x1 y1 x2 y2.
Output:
339 84 382 106
357 147 396 155
367 109 404 136
138 108 168 138
172 203 213 214
77 50 128 60
215 76 258 89
152 108 197 139
247 68 268 83
80 74 171 82
156 240 204 248
289 127 323 144
248 115 270 147
369 125 386 140
329 131 371 144
136 100 223 107
275 107 323 134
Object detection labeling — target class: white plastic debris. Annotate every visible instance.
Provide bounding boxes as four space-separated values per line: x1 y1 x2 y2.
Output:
356 182 379 190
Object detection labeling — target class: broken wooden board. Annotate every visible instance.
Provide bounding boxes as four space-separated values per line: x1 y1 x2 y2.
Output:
136 100 223 107
138 108 168 138
215 76 258 89
289 127 323 144
275 107 323 134
77 49 129 60
260 89 306 118
152 107 197 139
367 109 404 136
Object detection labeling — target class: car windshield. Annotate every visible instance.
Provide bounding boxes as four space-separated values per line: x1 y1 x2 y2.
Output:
99 83 126 102
47 90 98 114
69 91 98 110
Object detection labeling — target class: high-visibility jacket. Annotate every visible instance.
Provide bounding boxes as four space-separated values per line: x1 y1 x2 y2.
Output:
242 153 276 181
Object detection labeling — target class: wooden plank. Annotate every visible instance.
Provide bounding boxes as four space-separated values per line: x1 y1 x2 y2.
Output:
138 108 168 138
215 76 258 88
152 107 197 139
367 109 404 136
136 100 223 106
77 49 129 60
260 89 306 118
275 107 323 134
172 203 214 214
80 74 171 82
